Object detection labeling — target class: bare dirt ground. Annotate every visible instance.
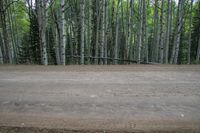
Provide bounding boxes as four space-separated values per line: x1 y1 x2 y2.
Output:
0 65 200 133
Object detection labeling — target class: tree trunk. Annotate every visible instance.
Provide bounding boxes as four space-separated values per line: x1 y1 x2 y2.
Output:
104 0 108 64
100 0 105 64
60 0 66 65
164 0 171 64
51 7 61 65
86 0 91 64
95 0 100 64
114 0 120 64
80 0 85 64
91 0 96 64
0 0 12 64
11 3 19 64
137 0 143 64
110 0 115 60
0 29 4 64
53 24 60 65
143 0 148 63
153 0 159 62
196 36 200 62
127 0 134 61
7 23 14 64
69 25 74 64
0 41 3 64
170 0 184 64
37 0 48 65
7 0 17 64
159 0 164 63
188 0 193 64
126 0 129 60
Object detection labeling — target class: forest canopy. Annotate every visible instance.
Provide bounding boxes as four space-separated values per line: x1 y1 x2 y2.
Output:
0 0 200 65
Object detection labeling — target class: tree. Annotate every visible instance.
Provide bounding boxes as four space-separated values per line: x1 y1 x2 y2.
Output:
143 0 148 63
95 0 100 64
0 34 3 64
159 0 165 63
86 0 91 64
1 0 199 65
196 36 200 62
126 0 134 61
187 0 193 64
60 0 66 65
137 0 143 64
80 0 85 64
100 0 105 65
51 9 61 65
141 0 149 63
165 0 172 64
0 0 13 64
0 27 4 64
114 0 120 64
170 0 185 64
104 0 109 64
36 0 48 65
153 0 159 62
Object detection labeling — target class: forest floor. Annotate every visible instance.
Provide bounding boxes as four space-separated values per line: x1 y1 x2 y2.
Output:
0 65 200 133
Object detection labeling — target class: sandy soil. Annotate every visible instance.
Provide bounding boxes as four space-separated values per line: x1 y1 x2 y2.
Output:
0 65 200 132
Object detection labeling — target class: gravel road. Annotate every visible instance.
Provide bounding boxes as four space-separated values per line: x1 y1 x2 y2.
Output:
0 65 200 132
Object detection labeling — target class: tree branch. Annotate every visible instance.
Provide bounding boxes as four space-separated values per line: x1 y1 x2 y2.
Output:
2 0 20 13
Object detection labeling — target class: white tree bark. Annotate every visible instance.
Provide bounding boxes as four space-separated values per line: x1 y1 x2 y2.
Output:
0 0 12 64
51 8 61 65
37 0 48 65
80 0 85 64
87 0 91 64
53 24 60 65
7 27 14 64
170 0 184 64
60 0 66 65
7 1 17 64
137 0 143 64
100 0 105 65
104 0 108 64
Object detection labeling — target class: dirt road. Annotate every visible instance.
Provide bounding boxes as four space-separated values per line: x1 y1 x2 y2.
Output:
0 65 200 132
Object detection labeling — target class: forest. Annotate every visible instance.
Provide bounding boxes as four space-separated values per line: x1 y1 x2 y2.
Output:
0 0 200 65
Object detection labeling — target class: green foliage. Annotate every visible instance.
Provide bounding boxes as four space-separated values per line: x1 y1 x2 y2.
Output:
1 0 200 65
191 1 200 61
13 1 29 36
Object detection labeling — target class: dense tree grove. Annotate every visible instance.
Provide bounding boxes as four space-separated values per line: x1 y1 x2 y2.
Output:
0 0 200 65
